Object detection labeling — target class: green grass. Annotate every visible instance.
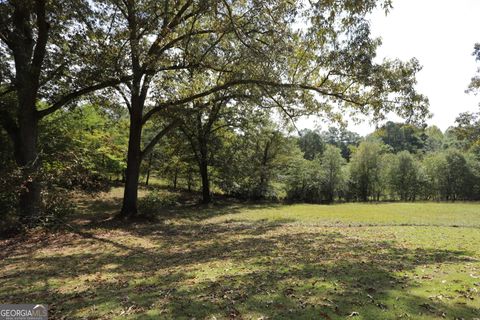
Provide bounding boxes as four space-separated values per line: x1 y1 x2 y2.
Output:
1 193 479 319
206 202 480 227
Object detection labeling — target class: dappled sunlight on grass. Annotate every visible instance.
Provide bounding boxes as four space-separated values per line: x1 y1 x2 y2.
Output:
0 198 480 319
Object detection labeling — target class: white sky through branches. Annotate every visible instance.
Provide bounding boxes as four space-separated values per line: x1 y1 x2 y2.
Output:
299 0 480 135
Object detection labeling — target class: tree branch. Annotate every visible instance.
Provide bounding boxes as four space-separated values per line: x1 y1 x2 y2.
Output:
140 120 180 160
147 0 194 57
142 79 366 124
37 76 131 118
31 0 49 82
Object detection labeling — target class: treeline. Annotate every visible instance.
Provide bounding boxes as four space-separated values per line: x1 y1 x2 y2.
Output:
3 105 478 220
154 111 480 203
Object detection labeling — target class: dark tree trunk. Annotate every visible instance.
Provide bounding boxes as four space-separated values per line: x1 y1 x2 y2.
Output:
120 110 143 218
145 170 150 186
173 168 178 190
15 111 41 225
14 71 42 225
145 152 153 186
197 131 211 204
199 159 211 204
258 139 271 198
326 190 334 204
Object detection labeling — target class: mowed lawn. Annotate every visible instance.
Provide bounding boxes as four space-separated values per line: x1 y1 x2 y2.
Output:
1 191 480 319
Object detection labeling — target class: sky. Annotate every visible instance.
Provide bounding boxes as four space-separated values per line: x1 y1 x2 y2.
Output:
299 0 480 135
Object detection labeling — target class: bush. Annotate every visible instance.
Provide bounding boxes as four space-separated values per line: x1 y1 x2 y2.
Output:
44 161 111 194
39 188 76 229
0 167 22 234
0 166 76 233
138 190 180 216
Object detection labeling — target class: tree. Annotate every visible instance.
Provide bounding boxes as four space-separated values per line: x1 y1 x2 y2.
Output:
298 129 325 160
452 110 480 150
423 152 448 200
423 150 473 201
101 0 430 218
349 140 388 201
155 128 198 191
372 121 425 154
0 0 127 223
178 97 247 203
40 104 129 188
467 43 480 95
443 128 468 150
444 150 472 201
319 145 345 203
216 117 299 200
424 126 444 153
2 0 421 218
321 127 361 160
285 156 323 203
388 151 419 201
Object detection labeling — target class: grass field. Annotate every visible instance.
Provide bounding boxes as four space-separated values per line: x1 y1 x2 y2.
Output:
1 189 479 319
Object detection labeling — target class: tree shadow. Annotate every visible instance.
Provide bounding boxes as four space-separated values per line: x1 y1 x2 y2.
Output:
1 219 479 319
71 188 283 231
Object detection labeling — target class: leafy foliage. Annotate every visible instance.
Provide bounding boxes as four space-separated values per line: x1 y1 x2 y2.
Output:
138 190 180 216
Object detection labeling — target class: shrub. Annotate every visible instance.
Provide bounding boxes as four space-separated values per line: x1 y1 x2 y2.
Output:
0 166 76 233
44 161 111 194
39 188 76 229
138 190 180 216
0 167 22 235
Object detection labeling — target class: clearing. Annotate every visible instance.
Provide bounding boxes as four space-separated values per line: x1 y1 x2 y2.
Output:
1 189 479 319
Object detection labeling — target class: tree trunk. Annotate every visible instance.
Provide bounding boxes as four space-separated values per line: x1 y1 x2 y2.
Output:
173 169 178 190
145 170 150 186
15 117 41 225
14 80 42 225
199 159 211 204
326 188 334 204
145 152 153 186
120 111 142 218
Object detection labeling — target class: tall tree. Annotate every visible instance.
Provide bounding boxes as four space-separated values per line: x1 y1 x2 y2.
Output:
319 145 346 203
298 129 325 160
349 139 388 201
102 0 429 217
321 127 362 160
423 150 473 201
452 110 480 150
424 125 444 153
467 43 480 95
0 0 127 223
217 116 299 199
372 121 425 154
388 151 419 201
178 96 250 203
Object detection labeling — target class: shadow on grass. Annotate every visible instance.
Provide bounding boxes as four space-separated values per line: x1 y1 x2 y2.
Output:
72 187 282 229
1 218 479 319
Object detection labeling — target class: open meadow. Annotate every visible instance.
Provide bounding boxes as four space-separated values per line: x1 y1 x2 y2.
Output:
1 189 479 320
